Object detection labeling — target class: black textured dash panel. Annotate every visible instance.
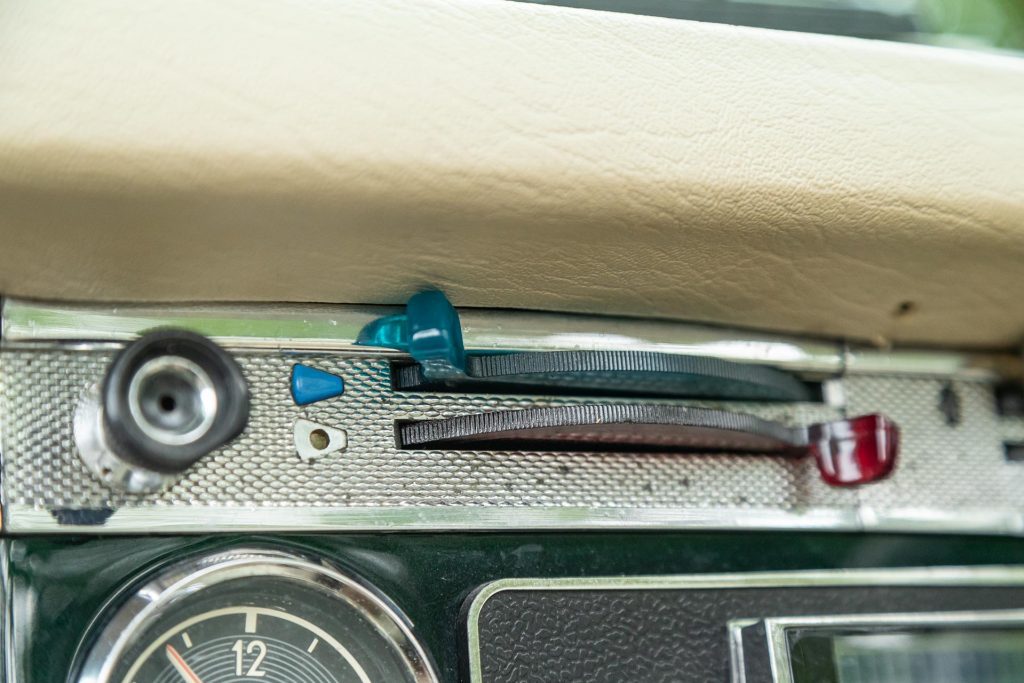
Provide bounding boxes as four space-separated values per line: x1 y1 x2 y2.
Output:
473 584 1024 683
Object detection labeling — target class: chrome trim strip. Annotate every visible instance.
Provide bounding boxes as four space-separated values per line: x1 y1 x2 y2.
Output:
6 504 1024 535
764 610 1024 683
1 300 388 353
728 618 758 683
458 310 843 375
5 504 858 534
464 566 1024 683
74 548 439 683
844 344 1021 379
0 298 844 375
861 507 1024 535
3 298 1010 378
1 541 10 683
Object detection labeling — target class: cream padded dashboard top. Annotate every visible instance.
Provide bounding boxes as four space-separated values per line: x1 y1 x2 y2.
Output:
1 0 1023 348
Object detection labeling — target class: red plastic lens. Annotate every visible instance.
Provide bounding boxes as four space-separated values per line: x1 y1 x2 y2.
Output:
808 414 899 487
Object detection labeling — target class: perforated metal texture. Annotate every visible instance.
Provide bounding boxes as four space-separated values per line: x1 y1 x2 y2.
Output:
1 348 1022 525
846 376 1024 511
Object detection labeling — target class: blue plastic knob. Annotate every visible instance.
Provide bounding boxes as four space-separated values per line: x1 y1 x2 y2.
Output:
290 364 345 406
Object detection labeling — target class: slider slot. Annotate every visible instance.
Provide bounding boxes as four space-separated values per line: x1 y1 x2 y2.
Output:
397 405 807 455
398 406 900 487
393 350 820 402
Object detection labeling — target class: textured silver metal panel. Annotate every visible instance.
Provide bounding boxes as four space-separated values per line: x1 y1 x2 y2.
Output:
845 376 1024 512
1 349 839 510
1 347 1021 532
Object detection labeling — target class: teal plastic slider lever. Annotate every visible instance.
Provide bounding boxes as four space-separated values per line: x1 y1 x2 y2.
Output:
357 289 812 402
356 290 467 380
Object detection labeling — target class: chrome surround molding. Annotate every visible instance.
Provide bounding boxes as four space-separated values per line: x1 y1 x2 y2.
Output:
1 541 9 683
73 548 439 683
464 566 1024 683
729 618 760 683
4 298 1024 535
7 504 1024 536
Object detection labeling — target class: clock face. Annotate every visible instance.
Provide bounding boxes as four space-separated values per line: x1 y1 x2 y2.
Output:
76 552 437 683
119 606 374 683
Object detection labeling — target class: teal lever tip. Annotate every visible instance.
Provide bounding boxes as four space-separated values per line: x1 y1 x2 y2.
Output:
355 290 467 379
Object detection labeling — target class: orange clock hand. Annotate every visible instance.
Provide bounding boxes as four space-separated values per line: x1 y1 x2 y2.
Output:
165 644 203 683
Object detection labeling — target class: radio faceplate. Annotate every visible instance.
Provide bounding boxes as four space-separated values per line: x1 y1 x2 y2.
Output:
465 569 1024 683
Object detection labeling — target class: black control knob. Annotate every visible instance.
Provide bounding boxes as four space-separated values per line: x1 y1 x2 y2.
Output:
102 329 250 474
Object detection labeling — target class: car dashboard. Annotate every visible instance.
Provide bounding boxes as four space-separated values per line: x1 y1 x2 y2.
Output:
2 0 1024 681
4 295 1024 681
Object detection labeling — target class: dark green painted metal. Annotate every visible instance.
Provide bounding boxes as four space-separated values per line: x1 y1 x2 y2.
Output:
8 532 1024 682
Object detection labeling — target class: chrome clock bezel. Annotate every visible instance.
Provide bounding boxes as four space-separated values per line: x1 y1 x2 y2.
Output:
72 547 440 683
